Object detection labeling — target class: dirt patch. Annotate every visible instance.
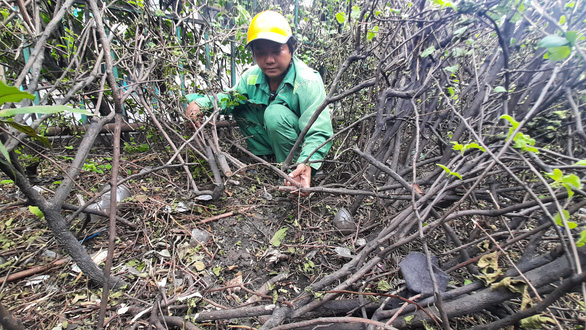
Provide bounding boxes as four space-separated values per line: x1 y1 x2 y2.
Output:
0 150 376 328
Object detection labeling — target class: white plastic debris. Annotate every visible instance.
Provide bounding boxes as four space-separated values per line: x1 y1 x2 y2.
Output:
24 275 50 286
87 184 132 221
333 208 355 233
72 250 108 273
334 247 353 259
43 250 57 258
265 249 285 264
157 249 171 258
196 195 213 201
117 304 129 315
190 229 211 246
164 201 192 213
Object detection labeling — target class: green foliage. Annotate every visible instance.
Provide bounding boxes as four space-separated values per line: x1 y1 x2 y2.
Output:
436 164 462 180
29 206 44 218
444 64 459 74
83 161 112 174
420 46 435 58
270 227 288 247
335 12 346 24
429 0 454 9
213 265 222 277
552 210 577 229
0 81 35 105
451 141 486 155
0 81 94 163
576 230 586 247
367 26 379 41
123 141 150 154
546 168 582 198
377 280 392 291
500 115 538 153
538 33 577 62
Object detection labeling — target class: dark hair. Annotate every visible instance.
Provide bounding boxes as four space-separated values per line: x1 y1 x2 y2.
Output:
286 37 297 54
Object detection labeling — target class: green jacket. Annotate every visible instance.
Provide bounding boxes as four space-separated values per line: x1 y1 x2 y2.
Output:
187 56 333 169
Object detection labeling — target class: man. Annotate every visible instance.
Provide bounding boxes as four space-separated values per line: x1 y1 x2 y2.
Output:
186 10 333 194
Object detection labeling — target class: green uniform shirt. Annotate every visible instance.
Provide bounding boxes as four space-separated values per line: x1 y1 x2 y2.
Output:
187 56 333 169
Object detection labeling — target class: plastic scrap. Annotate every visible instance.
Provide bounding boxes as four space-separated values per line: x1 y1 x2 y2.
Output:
399 252 450 294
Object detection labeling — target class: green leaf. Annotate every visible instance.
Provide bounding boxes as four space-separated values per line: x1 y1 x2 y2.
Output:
367 26 379 41
377 280 392 291
538 35 569 48
0 105 95 117
270 227 288 247
576 230 586 247
335 12 346 24
351 5 361 20
2 120 51 147
547 168 563 181
494 86 507 93
545 46 571 62
444 64 459 74
431 0 453 8
420 46 436 58
553 210 577 229
405 315 415 324
500 115 520 130
454 26 467 36
559 15 566 25
0 81 35 106
565 1 575 8
451 141 464 152
436 164 462 180
513 132 537 152
501 114 520 141
562 174 581 189
29 206 44 218
565 31 578 46
574 159 586 166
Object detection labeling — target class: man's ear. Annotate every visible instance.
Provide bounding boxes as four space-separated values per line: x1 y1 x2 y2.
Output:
288 37 297 54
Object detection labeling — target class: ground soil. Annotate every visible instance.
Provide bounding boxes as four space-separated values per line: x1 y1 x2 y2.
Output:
0 145 384 329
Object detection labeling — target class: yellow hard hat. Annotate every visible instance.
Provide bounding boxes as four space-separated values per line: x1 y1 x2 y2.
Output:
246 11 292 46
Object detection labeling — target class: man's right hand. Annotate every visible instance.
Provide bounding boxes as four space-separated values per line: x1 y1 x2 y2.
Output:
186 101 201 129
186 101 201 119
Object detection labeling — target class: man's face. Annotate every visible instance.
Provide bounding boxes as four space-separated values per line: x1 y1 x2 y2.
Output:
251 39 292 81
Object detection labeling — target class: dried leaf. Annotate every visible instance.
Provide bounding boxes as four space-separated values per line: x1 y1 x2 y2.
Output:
194 261 206 271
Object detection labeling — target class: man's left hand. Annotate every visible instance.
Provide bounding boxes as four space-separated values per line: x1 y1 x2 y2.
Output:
286 164 312 196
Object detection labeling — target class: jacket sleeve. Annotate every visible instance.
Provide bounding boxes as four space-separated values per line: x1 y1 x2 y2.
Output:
296 75 333 170
185 75 249 115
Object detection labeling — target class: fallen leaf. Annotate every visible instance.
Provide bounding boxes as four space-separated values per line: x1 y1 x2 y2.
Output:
194 261 205 271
